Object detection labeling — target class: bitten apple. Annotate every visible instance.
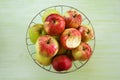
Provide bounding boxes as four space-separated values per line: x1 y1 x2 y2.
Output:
52 55 72 71
35 52 51 66
60 28 81 50
72 42 92 61
78 25 94 42
42 9 59 23
64 10 82 28
36 35 59 58
44 14 65 35
29 24 45 44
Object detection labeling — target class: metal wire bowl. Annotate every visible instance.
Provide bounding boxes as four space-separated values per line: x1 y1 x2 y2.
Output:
26 5 96 74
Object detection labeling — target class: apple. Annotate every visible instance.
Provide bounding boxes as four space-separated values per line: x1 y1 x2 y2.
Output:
72 42 92 61
35 35 59 58
64 10 82 28
42 8 59 23
52 55 72 71
60 28 81 50
29 24 45 44
35 52 51 66
44 14 65 35
52 35 60 41
66 50 75 61
57 44 67 55
78 25 94 42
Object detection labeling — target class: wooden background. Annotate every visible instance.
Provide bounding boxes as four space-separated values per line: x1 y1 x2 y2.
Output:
0 0 120 80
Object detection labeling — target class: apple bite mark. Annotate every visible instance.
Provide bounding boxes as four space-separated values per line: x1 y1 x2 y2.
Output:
60 28 81 50
66 36 81 49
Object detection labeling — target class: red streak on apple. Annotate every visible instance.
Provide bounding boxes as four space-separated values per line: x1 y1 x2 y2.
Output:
80 42 92 61
64 10 82 28
38 35 58 57
72 42 92 61
40 42 57 57
78 25 94 42
44 14 65 35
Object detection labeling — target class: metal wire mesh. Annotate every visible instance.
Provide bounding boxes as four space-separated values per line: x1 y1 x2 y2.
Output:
26 5 96 74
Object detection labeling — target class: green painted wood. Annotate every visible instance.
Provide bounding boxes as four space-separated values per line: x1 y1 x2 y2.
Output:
0 0 120 80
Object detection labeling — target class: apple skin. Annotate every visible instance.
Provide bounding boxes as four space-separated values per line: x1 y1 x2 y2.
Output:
44 14 65 35
66 50 75 61
78 25 94 42
57 44 67 55
52 55 72 71
60 28 81 50
36 35 59 58
64 10 82 28
42 9 59 23
72 42 92 61
35 52 51 66
29 24 45 44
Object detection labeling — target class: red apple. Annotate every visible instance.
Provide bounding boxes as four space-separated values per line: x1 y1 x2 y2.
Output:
64 10 82 28
78 25 94 42
52 55 72 71
44 14 65 35
72 42 92 61
36 35 59 58
60 28 81 50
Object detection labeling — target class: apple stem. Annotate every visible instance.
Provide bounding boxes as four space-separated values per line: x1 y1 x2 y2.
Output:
87 29 90 34
47 38 51 44
83 47 86 51
73 14 77 18
68 32 71 36
53 20 56 24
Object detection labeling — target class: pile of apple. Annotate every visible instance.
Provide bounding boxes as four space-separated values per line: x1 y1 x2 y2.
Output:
28 9 94 71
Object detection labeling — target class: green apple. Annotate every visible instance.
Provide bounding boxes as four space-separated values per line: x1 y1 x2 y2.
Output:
29 24 45 44
42 8 59 23
35 52 52 66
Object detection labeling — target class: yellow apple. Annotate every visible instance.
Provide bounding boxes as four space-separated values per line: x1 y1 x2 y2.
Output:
35 52 52 66
42 9 59 23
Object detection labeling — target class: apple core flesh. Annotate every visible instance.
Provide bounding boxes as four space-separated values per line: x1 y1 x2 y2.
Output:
66 36 81 49
60 28 81 50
